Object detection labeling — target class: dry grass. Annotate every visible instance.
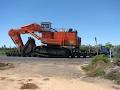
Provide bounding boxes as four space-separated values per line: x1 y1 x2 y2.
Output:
0 63 8 67
20 83 39 90
0 63 14 70
42 78 50 81
0 77 7 80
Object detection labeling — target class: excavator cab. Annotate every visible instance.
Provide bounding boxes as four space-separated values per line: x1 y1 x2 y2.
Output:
41 22 52 31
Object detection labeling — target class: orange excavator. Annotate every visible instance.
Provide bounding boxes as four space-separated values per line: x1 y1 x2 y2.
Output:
8 22 81 57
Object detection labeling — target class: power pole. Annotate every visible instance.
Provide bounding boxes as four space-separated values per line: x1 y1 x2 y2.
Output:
110 48 112 60
95 37 98 55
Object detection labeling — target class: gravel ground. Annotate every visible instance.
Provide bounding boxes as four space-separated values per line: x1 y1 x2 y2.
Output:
0 56 91 78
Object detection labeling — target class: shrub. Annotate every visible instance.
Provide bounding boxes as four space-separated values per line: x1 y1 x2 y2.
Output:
82 55 110 77
91 55 110 65
105 67 120 85
82 55 120 85
113 58 120 66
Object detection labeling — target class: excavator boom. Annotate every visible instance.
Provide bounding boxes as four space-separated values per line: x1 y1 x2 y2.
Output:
9 23 43 49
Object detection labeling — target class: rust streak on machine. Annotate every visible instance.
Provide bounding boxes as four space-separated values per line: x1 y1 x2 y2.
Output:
8 22 81 57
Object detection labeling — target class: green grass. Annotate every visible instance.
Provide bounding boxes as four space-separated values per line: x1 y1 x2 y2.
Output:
0 48 16 56
0 50 6 56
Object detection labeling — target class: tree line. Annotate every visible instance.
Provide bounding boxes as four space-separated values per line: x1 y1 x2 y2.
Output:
0 43 120 58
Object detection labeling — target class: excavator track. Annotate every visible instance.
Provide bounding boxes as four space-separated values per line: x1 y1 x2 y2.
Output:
34 46 71 58
6 47 71 58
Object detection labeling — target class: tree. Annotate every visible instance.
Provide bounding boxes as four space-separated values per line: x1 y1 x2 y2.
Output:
105 42 113 49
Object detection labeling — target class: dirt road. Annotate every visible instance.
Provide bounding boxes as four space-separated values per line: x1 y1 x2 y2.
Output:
0 57 119 90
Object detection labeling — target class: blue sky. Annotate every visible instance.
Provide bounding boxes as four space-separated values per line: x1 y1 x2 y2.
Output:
0 0 120 47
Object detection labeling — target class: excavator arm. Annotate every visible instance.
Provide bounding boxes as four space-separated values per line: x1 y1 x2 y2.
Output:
9 23 43 49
